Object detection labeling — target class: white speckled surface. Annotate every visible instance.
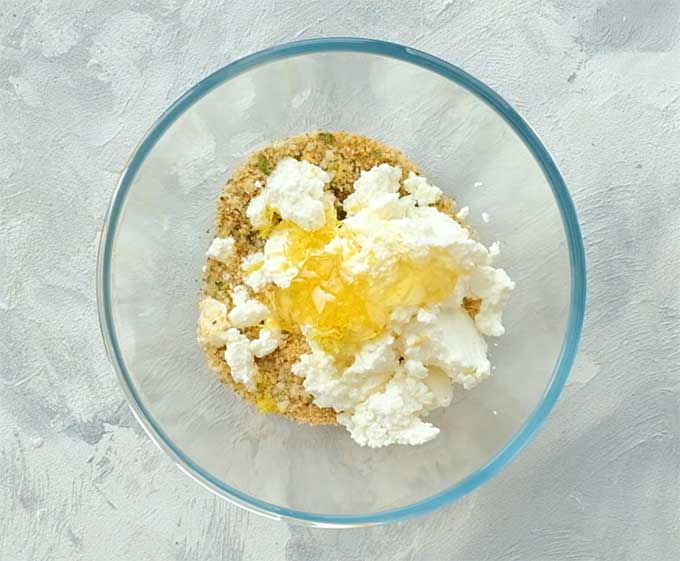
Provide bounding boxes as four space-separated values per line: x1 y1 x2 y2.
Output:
2 0 680 559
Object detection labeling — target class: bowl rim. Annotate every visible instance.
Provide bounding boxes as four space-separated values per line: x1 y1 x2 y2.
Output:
97 37 586 527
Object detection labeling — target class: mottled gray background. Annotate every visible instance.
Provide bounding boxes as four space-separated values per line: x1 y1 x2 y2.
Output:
2 0 679 559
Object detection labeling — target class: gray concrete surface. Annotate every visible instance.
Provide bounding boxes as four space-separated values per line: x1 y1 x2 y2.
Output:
2 0 680 559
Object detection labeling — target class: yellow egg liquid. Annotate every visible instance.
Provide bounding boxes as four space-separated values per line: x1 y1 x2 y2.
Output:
264 212 458 357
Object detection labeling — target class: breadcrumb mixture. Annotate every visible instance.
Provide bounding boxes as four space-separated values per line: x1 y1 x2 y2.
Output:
200 131 476 425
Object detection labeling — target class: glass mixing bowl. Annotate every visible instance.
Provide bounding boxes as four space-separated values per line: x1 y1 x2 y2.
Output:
97 38 585 527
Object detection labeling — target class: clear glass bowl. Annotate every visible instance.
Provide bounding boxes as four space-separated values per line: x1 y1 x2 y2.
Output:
97 38 585 527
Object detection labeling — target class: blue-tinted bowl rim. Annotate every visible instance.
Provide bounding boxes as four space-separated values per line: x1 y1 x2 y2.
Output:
97 37 586 527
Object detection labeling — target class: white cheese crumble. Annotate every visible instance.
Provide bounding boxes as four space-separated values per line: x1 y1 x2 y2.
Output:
403 171 442 206
481 212 490 223
197 297 230 346
246 157 331 231
223 328 258 391
343 163 402 215
206 236 235 264
245 182 268 230
227 285 270 328
286 162 515 448
337 374 441 447
293 334 396 412
250 327 282 358
293 297 495 447
241 251 264 270
260 229 300 288
400 302 491 390
466 266 514 337
234 157 514 448
456 205 470 220
241 251 267 291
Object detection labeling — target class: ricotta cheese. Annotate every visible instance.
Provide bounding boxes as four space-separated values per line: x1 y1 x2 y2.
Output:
293 334 396 412
241 251 267 291
223 328 258 391
400 301 491 390
246 157 331 231
206 236 235 264
466 265 514 337
260 229 301 289
337 373 441 447
244 159 514 447
227 285 270 328
197 297 230 346
403 171 442 206
250 326 282 358
342 163 402 215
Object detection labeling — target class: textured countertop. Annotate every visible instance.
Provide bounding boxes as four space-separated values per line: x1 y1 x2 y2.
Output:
2 1 680 559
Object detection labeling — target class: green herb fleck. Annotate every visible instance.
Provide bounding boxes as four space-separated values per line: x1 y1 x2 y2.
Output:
214 280 223 290
318 131 335 143
256 153 273 175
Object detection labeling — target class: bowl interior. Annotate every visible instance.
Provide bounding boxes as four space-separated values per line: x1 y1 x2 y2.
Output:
104 48 573 518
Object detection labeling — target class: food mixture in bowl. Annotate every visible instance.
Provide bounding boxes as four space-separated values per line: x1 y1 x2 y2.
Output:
197 131 514 448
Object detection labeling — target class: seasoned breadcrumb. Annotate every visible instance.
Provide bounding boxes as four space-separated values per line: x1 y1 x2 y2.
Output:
199 131 473 425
